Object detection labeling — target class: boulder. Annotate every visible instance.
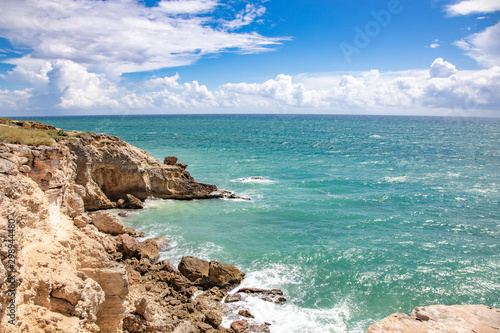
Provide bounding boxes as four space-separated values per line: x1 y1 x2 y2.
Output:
366 305 500 333
239 309 254 318
117 199 127 209
203 310 222 328
137 238 160 262
89 211 126 235
121 234 140 258
154 236 170 251
208 260 245 289
120 235 160 262
178 256 210 284
225 294 242 303
73 214 91 228
164 156 178 165
126 193 144 209
134 297 157 322
231 320 249 332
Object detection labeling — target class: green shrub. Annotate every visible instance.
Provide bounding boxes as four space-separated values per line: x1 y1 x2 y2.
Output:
47 129 69 142
0 125 55 146
57 129 68 136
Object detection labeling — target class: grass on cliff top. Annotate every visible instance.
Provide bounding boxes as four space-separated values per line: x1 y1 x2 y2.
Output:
0 125 55 146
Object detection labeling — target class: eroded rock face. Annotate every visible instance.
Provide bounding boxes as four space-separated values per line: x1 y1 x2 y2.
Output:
68 132 220 211
366 305 500 333
0 122 224 333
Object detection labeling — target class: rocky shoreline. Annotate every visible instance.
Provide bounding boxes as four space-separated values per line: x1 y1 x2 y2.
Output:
0 119 498 333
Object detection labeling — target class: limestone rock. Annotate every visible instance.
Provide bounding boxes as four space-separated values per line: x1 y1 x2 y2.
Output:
68 132 220 211
225 294 242 303
19 164 31 173
134 297 158 322
126 193 144 209
208 260 245 289
239 309 254 318
121 234 140 258
137 238 160 262
120 235 161 262
164 156 178 165
74 214 91 228
236 288 286 304
0 157 17 175
174 321 196 333
89 210 126 235
366 305 500 333
231 320 249 332
179 256 210 284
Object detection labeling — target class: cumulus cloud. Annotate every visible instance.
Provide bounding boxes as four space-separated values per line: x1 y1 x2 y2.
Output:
430 58 457 78
0 0 285 76
446 0 500 16
454 21 500 67
2 58 500 115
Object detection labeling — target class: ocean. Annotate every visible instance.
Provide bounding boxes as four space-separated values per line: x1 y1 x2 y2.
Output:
29 114 500 332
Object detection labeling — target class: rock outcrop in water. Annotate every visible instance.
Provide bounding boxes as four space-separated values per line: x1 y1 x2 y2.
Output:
67 131 220 210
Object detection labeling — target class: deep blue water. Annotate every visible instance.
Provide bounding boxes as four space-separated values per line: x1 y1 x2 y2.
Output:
27 114 500 332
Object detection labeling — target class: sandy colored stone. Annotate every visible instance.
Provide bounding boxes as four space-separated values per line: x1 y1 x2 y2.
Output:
366 305 500 333
89 210 126 235
231 320 249 332
179 256 210 283
208 260 245 289
126 193 144 209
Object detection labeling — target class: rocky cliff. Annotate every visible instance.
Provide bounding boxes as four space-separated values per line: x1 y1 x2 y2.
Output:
0 120 249 333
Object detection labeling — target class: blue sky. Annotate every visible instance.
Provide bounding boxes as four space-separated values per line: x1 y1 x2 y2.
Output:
0 0 499 116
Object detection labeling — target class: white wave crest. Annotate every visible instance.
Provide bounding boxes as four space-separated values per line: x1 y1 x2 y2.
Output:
379 176 408 183
231 176 276 184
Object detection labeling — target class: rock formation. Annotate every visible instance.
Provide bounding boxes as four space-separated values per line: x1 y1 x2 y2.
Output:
366 305 500 333
0 120 251 333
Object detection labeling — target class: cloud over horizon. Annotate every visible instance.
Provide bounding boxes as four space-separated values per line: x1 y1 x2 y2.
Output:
2 57 499 116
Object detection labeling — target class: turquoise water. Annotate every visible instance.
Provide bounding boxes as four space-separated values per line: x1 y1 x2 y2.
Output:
32 115 500 332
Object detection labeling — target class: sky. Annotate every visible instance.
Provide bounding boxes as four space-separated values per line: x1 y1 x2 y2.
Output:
0 0 499 117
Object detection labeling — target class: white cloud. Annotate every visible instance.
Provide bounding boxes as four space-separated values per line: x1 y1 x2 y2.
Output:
0 0 285 77
0 88 32 110
145 74 183 90
446 0 500 16
454 21 500 67
224 4 267 30
430 58 457 78
429 43 440 49
2 58 500 115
